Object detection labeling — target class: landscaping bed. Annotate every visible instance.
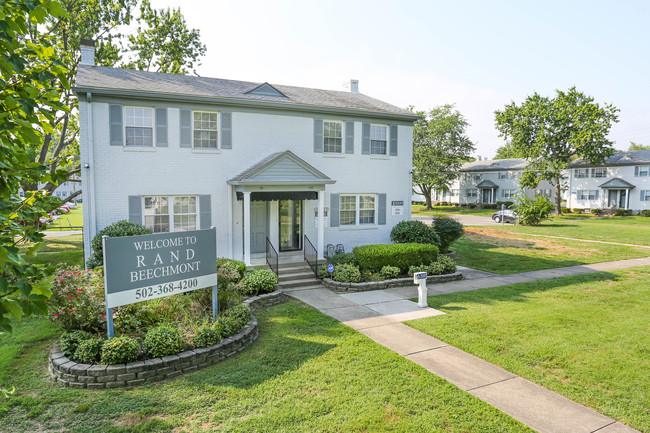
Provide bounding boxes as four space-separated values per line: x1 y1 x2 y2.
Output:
322 271 463 292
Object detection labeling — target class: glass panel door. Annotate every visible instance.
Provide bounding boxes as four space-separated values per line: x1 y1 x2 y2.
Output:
279 200 302 251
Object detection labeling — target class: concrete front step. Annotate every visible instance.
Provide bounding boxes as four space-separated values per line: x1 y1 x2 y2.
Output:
280 277 322 289
279 271 317 282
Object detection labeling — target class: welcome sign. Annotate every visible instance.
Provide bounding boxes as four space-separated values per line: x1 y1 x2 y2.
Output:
103 228 218 309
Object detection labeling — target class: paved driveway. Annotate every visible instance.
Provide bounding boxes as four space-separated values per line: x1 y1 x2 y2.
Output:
413 213 507 226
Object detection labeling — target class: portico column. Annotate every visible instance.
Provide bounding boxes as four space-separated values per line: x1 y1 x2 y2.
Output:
317 191 325 259
626 189 630 209
243 191 251 265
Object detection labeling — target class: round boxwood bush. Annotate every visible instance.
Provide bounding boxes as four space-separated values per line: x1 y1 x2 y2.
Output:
100 336 140 365
219 304 252 338
217 258 247 279
60 330 93 358
143 325 185 358
239 269 278 296
333 263 361 283
379 265 400 279
390 220 440 245
192 321 223 348
87 220 151 268
429 255 457 275
432 216 464 253
74 337 105 364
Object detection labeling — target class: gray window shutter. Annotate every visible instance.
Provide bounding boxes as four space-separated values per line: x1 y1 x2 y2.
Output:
389 125 398 156
635 166 640 176
180 109 192 148
155 107 168 147
641 190 645 201
128 196 142 224
329 194 339 227
109 104 123 146
594 190 599 200
345 121 354 154
314 119 323 153
362 123 370 155
501 189 505 198
378 193 387 225
199 195 211 229
221 112 232 149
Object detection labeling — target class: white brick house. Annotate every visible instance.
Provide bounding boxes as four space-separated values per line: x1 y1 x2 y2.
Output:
74 44 416 265
566 150 650 211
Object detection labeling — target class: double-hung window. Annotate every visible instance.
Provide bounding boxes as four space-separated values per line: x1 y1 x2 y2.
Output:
451 189 459 197
498 172 507 180
193 111 219 148
144 196 197 233
575 168 589 178
536 189 551 197
641 190 650 201
503 189 517 198
591 167 607 178
577 190 597 200
370 124 388 155
466 189 478 198
323 121 343 153
125 106 153 147
637 165 650 177
340 194 376 225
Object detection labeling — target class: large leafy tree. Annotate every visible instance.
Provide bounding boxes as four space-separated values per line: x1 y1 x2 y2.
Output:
0 0 69 332
628 142 649 151
412 105 475 209
493 141 524 159
25 0 206 205
494 87 619 214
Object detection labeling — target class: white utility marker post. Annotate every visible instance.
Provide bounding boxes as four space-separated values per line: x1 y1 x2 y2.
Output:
414 271 428 308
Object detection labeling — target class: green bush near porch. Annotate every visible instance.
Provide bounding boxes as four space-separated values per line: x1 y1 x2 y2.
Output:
353 243 438 273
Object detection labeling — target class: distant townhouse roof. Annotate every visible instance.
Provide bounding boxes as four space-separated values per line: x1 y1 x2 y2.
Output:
569 150 650 168
73 65 417 121
460 158 528 172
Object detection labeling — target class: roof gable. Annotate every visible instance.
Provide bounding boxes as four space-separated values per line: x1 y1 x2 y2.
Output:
228 151 334 185
246 83 286 98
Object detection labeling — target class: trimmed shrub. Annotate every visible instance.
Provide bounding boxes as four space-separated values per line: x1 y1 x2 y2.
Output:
641 210 650 217
219 304 251 338
561 207 572 214
74 337 105 364
390 220 440 245
318 264 330 279
514 195 553 225
192 321 223 348
353 243 439 273
379 265 400 279
432 216 464 253
573 208 584 214
333 264 361 283
591 208 603 215
328 253 358 266
100 336 140 364
239 269 278 296
615 208 631 216
430 255 457 275
87 220 151 268
114 302 159 335
408 264 431 277
60 330 93 358
468 204 477 209
217 258 247 277
143 325 185 358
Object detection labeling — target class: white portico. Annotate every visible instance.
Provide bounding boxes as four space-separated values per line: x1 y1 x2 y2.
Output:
227 150 335 265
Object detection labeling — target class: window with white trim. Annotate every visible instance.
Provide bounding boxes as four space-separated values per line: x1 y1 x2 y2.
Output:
466 189 478 197
451 189 459 197
323 121 343 153
498 172 507 179
509 171 520 179
637 165 650 177
641 190 650 201
370 124 387 155
125 106 154 147
577 190 598 200
503 189 517 198
591 167 607 178
536 189 551 197
473 174 482 181
340 194 376 225
193 111 219 148
144 196 197 233
575 168 589 178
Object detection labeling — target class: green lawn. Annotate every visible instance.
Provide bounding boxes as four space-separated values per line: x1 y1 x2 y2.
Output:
0 302 534 433
22 234 84 267
491 215 650 246
412 204 495 216
406 268 650 432
454 227 649 274
46 203 83 231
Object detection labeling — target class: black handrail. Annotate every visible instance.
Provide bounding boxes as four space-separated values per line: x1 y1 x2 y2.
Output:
303 235 318 278
265 237 278 276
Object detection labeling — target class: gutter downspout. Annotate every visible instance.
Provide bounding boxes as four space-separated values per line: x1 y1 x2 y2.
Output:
85 92 97 263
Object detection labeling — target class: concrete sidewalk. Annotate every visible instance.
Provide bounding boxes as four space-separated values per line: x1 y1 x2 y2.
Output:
285 258 648 433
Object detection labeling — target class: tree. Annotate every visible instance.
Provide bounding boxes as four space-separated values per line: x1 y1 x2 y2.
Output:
493 141 524 159
0 0 70 332
412 105 476 209
495 87 619 214
24 0 206 207
628 142 650 151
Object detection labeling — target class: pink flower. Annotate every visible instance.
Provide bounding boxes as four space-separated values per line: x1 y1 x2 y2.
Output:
69 296 73 299
53 314 58 317
77 288 82 292
101 315 105 318
90 295 94 298
70 309 76 312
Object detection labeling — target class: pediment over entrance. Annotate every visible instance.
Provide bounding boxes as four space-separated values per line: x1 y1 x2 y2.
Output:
228 150 335 186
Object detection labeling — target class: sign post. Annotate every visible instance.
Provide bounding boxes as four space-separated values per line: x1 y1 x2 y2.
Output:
413 271 428 308
102 228 218 338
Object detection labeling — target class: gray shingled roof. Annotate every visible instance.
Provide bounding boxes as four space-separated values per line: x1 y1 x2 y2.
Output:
461 158 528 172
476 179 499 188
599 178 636 189
228 150 334 185
74 65 416 118
570 150 650 168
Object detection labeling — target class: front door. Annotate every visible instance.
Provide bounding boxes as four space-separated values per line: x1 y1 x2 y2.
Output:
482 189 491 203
619 190 627 209
608 190 617 208
279 200 302 251
250 201 268 253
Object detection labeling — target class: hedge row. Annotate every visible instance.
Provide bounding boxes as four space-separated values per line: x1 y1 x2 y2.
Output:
352 243 439 273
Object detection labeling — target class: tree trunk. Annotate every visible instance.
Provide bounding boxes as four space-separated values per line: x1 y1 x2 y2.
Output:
555 178 563 215
421 185 433 210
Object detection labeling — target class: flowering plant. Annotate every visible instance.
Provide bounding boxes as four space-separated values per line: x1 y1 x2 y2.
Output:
48 265 106 333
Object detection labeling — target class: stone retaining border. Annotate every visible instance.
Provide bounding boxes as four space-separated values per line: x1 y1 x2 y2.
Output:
322 271 463 292
49 290 287 389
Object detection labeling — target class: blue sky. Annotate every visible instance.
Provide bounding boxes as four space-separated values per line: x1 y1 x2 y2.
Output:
150 0 650 158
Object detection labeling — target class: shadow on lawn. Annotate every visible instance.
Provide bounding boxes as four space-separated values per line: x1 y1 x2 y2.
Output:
428 271 618 311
